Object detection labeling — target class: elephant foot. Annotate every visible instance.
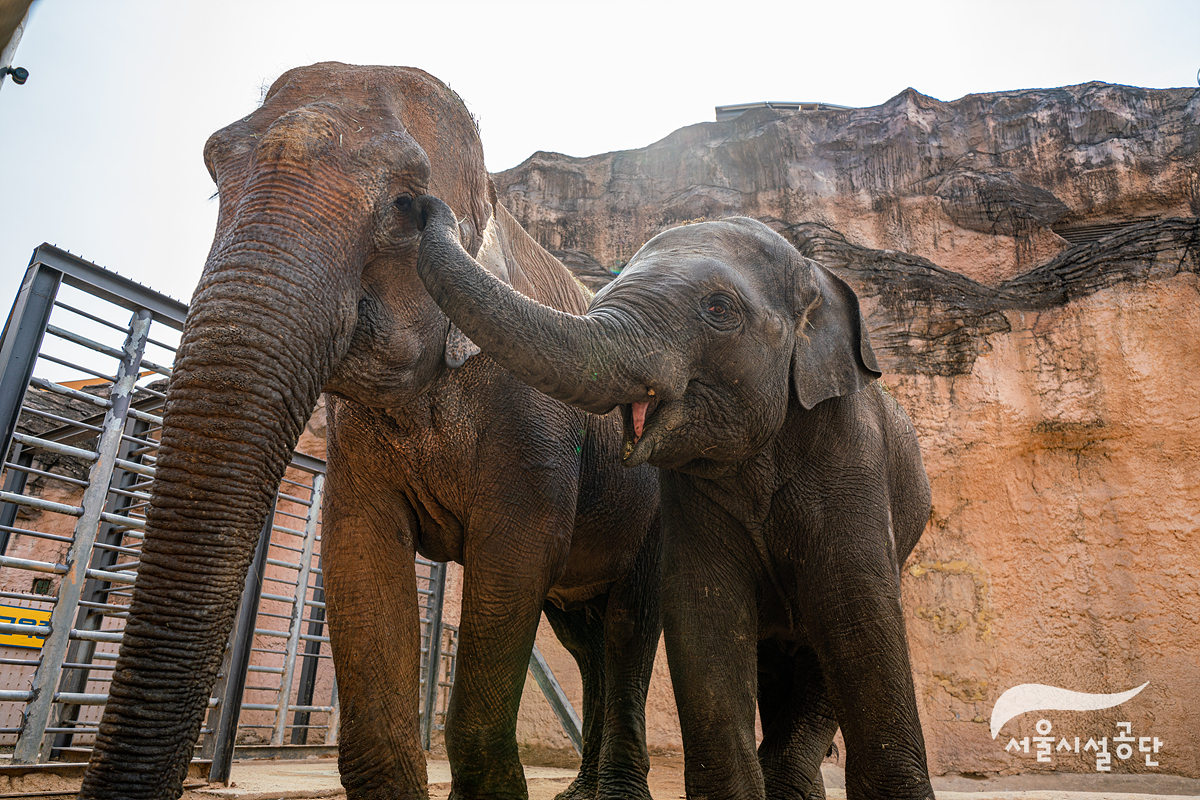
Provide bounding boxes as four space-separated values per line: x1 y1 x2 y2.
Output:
553 772 597 800
552 769 655 800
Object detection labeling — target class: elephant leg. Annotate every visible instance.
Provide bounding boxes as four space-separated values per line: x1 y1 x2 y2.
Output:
594 524 661 800
543 601 606 800
323 488 427 799
802 555 933 800
446 515 574 800
757 642 839 800
661 537 761 800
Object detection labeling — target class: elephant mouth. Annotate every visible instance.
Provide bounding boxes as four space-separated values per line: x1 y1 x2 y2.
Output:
621 396 661 466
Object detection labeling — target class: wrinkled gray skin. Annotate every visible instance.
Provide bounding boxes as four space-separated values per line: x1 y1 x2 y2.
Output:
413 194 935 800
79 63 662 800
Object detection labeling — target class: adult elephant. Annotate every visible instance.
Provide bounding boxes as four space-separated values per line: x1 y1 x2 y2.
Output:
413 197 936 800
80 63 662 800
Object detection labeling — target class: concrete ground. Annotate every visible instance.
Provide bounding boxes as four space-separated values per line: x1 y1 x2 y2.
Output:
2 757 1198 798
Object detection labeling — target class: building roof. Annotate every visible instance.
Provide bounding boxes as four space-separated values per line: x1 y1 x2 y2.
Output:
715 101 851 121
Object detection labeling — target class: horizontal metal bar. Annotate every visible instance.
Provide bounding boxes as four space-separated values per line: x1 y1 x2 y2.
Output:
45 323 127 362
287 705 334 713
70 629 124 643
77 599 132 613
54 692 109 705
19 403 105 434
274 491 313 508
53 297 136 334
299 633 330 644
137 355 172 378
260 593 296 604
0 490 83 518
11 431 97 463
265 558 300 571
107 485 152 502
28 375 113 409
286 450 327 476
0 522 74 544
0 621 49 637
99 512 145 530
113 456 155 477
0 590 55 604
0 690 34 702
86 568 137 586
32 244 189 329
2 459 90 488
0 554 68 574
90 541 142 557
253 628 289 639
37 350 117 383
125 405 163 426
247 665 286 674
63 661 115 671
47 693 220 708
133 384 166 400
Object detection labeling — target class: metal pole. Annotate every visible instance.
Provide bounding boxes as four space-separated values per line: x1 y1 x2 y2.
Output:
270 473 323 746
324 679 339 746
528 645 583 755
0 442 33 556
12 309 152 763
0 263 61 473
289 568 326 745
207 506 275 784
49 415 152 755
420 562 446 750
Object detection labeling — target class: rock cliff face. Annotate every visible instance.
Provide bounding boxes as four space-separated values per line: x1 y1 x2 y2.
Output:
498 82 1199 284
493 83 1200 778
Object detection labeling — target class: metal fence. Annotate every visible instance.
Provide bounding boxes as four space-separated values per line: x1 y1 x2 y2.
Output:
0 244 457 776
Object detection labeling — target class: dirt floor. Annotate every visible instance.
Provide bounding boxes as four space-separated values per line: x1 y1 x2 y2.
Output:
4 755 1200 799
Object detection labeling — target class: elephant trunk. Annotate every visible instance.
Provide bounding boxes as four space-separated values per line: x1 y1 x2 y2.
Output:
81 202 363 797
414 195 660 416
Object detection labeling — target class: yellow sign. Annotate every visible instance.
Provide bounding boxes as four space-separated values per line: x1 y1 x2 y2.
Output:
0 605 52 649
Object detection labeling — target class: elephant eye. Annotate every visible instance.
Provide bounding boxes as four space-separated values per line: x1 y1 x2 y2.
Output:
394 193 414 211
701 293 739 330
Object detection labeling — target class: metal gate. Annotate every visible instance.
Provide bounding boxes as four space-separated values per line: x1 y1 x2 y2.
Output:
0 245 457 775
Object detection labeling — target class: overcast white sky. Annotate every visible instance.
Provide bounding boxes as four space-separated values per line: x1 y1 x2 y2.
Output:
1 0 1197 312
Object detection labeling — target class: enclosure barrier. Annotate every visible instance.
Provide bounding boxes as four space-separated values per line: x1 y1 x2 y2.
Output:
0 245 459 776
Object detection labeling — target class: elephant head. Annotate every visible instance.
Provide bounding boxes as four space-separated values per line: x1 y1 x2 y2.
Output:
82 63 563 797
414 196 881 476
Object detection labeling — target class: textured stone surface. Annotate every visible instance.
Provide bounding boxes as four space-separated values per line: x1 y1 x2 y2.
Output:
491 82 1200 778
496 82 1200 285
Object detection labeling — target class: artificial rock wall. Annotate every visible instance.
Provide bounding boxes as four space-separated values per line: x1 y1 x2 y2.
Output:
492 82 1200 777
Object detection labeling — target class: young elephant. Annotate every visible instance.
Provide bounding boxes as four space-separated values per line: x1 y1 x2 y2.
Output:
413 195 935 800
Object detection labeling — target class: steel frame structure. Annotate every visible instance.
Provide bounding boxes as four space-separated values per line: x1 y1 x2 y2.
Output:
0 245 459 776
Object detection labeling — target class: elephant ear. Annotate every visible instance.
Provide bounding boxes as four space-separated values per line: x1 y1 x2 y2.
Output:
791 262 881 410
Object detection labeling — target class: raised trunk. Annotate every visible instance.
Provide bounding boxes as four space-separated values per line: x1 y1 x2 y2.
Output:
416 195 658 415
81 213 362 798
